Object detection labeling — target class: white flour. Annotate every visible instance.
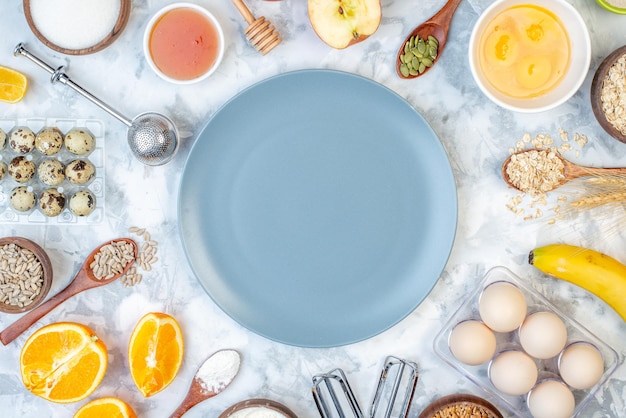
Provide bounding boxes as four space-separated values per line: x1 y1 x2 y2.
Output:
227 407 287 418
196 349 240 393
29 0 121 49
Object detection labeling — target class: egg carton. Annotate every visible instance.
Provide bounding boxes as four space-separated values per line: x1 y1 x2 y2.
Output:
0 117 105 225
433 266 621 418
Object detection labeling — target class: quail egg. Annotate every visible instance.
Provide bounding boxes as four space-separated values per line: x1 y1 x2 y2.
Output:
10 186 36 212
0 128 6 149
0 161 6 180
35 127 63 155
9 127 35 154
65 159 95 185
37 159 65 186
39 188 66 217
64 128 95 155
69 189 96 216
8 156 36 183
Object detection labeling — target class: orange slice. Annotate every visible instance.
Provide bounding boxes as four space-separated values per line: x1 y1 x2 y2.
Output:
128 312 184 397
73 397 137 418
0 66 28 103
20 322 108 403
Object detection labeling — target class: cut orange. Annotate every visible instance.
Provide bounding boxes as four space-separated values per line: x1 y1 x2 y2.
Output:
73 397 137 418
128 312 184 397
0 66 28 103
20 322 108 403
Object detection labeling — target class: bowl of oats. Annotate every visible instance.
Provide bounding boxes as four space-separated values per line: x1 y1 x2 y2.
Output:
591 45 626 144
418 394 503 418
0 237 53 314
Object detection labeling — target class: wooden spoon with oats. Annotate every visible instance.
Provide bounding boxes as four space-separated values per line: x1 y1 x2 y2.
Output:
0 238 137 345
502 148 626 194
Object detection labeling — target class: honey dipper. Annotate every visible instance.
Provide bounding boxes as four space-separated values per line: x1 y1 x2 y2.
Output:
231 0 281 55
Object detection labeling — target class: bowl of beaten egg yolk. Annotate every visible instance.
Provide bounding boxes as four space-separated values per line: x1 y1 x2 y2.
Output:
469 0 591 113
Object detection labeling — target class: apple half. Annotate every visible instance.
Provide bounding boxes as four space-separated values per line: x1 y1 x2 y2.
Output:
308 0 382 49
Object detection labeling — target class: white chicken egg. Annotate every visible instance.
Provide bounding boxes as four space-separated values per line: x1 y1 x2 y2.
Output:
479 281 527 332
489 350 537 396
558 341 604 390
448 320 497 366
519 311 567 359
527 379 575 418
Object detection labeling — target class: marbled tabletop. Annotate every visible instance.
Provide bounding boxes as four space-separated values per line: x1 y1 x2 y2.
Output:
0 0 625 417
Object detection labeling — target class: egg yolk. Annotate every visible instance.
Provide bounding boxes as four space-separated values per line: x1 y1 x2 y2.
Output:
479 5 571 99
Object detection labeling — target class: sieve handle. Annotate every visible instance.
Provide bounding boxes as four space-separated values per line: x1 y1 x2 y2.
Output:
14 43 133 127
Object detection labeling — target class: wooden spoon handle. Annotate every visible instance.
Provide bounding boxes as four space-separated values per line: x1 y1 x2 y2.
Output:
567 164 626 180
429 0 463 27
0 271 91 345
231 0 256 25
168 380 208 418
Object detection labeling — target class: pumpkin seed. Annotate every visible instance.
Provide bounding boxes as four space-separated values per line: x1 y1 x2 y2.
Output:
399 34 440 78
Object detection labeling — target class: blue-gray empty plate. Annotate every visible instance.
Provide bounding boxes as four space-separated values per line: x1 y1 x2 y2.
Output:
178 70 457 347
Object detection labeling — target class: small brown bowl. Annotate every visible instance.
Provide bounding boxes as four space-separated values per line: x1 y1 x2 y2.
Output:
219 398 298 418
418 394 503 418
591 45 626 144
0 237 53 314
22 0 131 55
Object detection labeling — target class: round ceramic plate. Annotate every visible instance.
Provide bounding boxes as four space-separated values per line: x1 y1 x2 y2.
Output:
178 70 457 347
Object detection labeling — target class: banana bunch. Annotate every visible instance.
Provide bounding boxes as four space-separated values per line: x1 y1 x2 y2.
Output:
529 244 626 322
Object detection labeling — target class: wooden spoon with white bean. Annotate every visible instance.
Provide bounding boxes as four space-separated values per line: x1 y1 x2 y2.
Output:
0 238 137 345
502 148 626 193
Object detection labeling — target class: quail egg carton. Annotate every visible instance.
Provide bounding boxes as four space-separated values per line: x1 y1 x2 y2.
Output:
433 266 621 418
0 118 105 225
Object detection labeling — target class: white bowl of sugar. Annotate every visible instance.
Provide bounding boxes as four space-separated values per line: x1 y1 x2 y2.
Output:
24 0 131 55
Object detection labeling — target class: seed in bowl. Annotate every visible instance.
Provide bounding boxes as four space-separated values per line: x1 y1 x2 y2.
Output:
65 158 95 185
39 188 66 217
8 156 36 183
9 127 35 154
69 189 95 216
64 128 95 155
35 127 63 155
37 158 65 186
10 186 36 212
0 242 44 309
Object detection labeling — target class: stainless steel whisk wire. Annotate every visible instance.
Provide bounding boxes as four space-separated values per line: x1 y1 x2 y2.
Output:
312 356 418 418
14 43 179 166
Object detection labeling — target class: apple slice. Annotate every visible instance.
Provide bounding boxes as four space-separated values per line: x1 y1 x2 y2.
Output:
308 0 382 49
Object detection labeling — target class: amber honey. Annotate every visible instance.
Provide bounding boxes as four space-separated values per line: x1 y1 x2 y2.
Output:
148 7 220 81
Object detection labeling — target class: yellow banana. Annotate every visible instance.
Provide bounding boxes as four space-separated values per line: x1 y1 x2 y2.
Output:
528 244 626 321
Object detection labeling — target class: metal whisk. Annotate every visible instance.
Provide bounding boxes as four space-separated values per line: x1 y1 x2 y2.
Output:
312 356 418 418
14 43 179 166
312 368 364 418
369 356 418 418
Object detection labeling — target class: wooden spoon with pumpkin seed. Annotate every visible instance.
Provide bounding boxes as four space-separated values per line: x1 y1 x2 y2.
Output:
396 0 463 79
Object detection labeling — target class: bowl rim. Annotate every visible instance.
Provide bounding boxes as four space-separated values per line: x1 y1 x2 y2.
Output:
468 0 592 113
0 236 53 314
595 0 626 14
590 45 626 144
22 0 131 55
143 2 225 85
218 398 298 418
418 393 504 418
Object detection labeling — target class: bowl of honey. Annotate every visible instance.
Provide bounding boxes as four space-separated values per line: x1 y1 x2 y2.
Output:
143 3 224 84
468 0 591 113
